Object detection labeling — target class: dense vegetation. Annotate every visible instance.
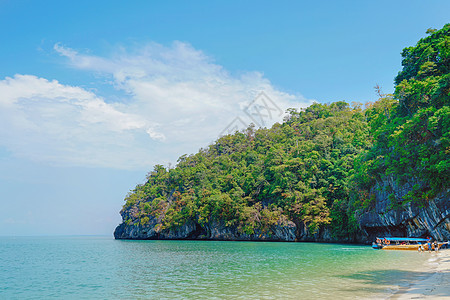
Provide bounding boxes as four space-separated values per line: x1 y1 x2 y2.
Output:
120 24 449 239
352 24 450 211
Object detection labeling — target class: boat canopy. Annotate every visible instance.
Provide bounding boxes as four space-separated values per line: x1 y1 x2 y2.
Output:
377 237 430 242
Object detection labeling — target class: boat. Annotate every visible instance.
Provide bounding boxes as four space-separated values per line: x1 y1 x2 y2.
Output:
372 237 438 250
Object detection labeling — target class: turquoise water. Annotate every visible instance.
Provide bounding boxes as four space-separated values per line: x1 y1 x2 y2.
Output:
0 236 432 299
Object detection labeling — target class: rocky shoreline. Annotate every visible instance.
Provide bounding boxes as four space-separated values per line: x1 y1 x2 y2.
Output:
358 187 450 243
114 185 449 243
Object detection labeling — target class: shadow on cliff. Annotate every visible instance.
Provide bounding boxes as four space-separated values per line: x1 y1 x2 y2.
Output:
335 268 450 297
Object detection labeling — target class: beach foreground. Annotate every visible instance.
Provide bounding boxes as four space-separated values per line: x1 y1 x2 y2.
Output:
392 249 450 299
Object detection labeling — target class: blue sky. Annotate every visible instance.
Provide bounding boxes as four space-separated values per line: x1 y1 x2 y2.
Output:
0 0 448 236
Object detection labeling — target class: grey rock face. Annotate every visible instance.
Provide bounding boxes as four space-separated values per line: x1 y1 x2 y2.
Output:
358 176 450 242
114 210 298 241
114 176 449 243
113 210 353 242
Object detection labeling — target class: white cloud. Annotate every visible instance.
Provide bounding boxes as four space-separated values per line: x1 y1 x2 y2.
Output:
0 75 163 168
0 42 313 170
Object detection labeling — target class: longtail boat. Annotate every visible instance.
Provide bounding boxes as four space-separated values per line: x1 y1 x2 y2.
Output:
372 237 440 250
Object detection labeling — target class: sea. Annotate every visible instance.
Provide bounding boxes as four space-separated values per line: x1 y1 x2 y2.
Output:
0 236 435 299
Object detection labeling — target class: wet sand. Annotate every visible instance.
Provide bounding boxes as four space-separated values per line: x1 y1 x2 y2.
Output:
391 249 450 299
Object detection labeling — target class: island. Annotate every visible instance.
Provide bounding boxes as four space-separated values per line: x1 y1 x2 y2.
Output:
115 24 449 244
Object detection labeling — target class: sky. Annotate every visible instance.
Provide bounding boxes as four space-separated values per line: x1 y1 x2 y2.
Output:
0 0 448 236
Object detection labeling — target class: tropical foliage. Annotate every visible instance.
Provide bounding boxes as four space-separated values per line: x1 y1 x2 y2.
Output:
120 24 449 238
123 101 369 237
352 24 450 210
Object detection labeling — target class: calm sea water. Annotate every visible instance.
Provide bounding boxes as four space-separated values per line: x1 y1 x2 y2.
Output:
0 236 433 299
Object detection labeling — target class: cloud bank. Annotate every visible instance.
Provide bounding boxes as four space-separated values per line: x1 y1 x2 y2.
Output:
0 42 313 170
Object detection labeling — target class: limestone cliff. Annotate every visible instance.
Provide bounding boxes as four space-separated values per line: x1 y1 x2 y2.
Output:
114 213 297 241
114 178 449 243
113 204 354 242
357 177 450 242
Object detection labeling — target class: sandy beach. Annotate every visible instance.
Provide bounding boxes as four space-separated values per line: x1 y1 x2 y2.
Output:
391 249 450 299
